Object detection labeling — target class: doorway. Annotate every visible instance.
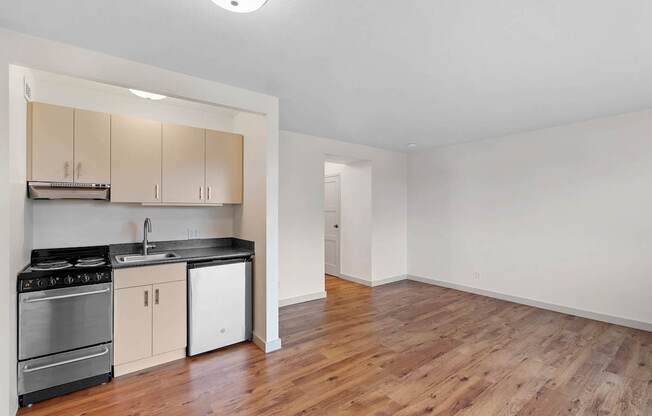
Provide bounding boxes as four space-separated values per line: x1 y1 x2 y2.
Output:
323 158 372 286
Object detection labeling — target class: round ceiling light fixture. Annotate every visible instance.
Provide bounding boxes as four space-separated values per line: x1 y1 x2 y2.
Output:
211 0 269 13
407 143 417 149
129 89 167 100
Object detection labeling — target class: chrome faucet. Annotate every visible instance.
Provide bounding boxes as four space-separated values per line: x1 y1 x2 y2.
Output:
143 218 155 255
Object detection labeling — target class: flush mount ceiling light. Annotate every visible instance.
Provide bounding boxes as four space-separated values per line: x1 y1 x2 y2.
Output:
407 143 417 148
129 89 167 100
211 0 269 13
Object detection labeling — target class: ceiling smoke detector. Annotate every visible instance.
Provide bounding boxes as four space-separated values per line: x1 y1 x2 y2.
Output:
211 0 269 13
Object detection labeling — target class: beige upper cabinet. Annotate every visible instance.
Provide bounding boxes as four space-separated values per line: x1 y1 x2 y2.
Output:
28 102 74 182
162 124 205 204
205 129 243 204
27 102 244 205
28 102 111 184
74 109 111 184
111 115 162 203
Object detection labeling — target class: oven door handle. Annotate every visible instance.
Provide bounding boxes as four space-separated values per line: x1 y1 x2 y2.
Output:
23 347 110 373
24 288 111 303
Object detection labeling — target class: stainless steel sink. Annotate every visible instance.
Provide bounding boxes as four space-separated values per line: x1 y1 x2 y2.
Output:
114 252 179 264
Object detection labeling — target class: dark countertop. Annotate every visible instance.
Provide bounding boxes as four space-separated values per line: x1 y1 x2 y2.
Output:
110 238 254 269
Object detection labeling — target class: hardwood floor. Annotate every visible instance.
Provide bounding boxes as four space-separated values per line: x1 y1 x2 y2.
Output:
20 276 652 415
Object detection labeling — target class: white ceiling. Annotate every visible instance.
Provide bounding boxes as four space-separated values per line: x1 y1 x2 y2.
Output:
2 0 652 151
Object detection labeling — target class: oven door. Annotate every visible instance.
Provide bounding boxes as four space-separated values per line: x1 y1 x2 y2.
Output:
19 283 112 360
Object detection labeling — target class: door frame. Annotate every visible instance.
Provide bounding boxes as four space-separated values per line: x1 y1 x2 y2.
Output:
324 174 341 277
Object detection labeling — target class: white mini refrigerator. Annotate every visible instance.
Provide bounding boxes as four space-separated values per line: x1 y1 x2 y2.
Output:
188 258 253 356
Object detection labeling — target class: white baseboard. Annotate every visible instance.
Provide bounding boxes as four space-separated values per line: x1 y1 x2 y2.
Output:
408 275 652 332
279 291 327 307
371 274 407 287
338 273 373 286
339 273 407 287
252 333 282 353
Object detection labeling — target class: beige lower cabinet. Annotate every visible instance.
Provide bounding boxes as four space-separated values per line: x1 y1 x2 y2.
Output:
153 280 187 355
114 285 152 366
113 263 187 376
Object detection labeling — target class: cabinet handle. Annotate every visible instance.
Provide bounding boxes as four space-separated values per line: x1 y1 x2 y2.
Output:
199 186 203 201
155 288 159 305
155 184 159 200
64 162 70 178
144 290 149 307
207 186 211 201
76 162 81 180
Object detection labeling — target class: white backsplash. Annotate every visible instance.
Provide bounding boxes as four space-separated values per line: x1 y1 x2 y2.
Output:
32 200 235 248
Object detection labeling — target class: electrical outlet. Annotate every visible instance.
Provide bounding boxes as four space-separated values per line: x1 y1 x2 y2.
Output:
473 272 480 280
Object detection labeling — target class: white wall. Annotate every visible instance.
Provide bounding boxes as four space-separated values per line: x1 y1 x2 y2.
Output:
32 201 234 248
340 161 372 280
233 111 280 350
0 57 10 416
408 110 652 329
324 161 346 176
0 29 280 413
4 63 34 416
280 130 407 303
30 68 238 131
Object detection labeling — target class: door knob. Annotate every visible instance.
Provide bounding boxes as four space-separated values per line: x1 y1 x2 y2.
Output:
334 224 339 229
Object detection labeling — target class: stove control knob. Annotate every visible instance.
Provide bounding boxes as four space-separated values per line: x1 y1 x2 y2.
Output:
36 279 47 289
80 274 90 283
95 272 104 282
64 275 74 285
49 277 58 287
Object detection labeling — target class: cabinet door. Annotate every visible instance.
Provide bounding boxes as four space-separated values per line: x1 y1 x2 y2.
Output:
28 102 74 182
162 123 205 203
114 285 152 366
111 115 162 203
152 280 187 355
205 130 243 204
74 109 110 184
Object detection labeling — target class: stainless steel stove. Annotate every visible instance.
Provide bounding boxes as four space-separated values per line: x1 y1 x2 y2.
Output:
17 246 113 407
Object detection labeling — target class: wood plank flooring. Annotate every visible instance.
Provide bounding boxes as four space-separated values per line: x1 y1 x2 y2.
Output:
19 276 652 415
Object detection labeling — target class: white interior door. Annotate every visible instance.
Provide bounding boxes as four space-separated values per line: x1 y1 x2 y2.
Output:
324 175 340 276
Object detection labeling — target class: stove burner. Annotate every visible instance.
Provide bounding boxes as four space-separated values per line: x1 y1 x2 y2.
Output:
76 257 106 267
31 261 73 271
76 261 106 268
78 257 104 263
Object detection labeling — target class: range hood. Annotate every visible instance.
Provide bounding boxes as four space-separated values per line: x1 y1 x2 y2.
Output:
28 182 111 200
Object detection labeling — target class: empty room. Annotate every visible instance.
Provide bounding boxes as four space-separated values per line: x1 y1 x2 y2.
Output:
1 1 651 415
